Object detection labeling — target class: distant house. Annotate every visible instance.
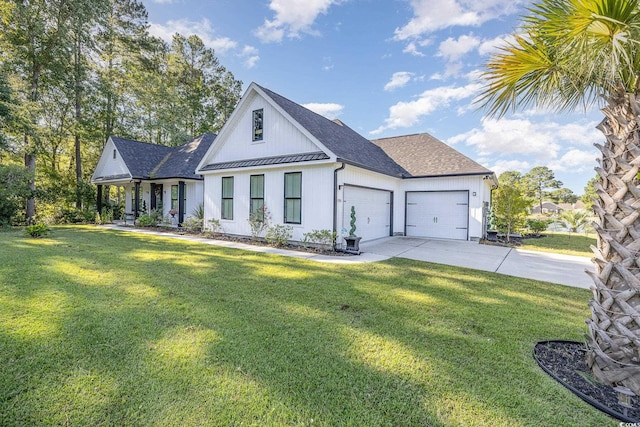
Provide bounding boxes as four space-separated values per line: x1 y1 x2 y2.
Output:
531 201 563 214
195 83 498 242
557 201 585 211
91 133 215 224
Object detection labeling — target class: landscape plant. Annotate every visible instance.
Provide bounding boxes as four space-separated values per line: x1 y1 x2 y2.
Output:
479 0 640 393
24 222 50 238
248 205 271 240
349 206 357 236
559 210 590 233
265 224 293 247
526 217 553 236
302 229 338 251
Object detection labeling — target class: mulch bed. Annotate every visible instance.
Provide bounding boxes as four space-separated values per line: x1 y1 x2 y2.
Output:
129 225 351 256
534 340 640 422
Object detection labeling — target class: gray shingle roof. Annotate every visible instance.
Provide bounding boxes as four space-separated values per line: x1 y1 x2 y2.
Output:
370 133 493 177
111 133 216 180
201 151 329 171
257 85 409 178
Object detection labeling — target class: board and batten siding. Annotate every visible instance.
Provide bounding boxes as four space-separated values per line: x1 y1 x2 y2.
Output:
203 163 335 241
402 175 492 240
93 139 129 179
336 165 402 238
336 165 492 241
205 92 322 165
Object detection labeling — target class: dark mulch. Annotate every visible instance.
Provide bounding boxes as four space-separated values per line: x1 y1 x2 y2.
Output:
128 225 351 256
534 340 640 422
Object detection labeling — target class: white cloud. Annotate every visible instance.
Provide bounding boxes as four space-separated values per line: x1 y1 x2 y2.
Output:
371 83 482 134
478 34 513 56
240 45 260 69
255 0 343 43
486 159 532 176
384 72 415 91
148 18 237 54
394 0 524 40
302 102 344 119
548 149 599 172
447 118 602 164
403 42 425 56
437 34 480 62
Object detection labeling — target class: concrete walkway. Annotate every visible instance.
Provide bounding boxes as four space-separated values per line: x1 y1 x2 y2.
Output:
102 225 593 289
361 237 594 289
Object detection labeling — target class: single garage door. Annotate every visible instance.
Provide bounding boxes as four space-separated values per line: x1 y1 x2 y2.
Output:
406 191 468 240
342 186 392 242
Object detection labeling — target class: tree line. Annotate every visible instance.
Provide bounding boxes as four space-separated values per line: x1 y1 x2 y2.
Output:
0 0 242 226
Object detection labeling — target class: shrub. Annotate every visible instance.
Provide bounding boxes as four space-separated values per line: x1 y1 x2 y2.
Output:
265 224 293 247
207 218 222 234
181 216 203 233
25 223 50 238
302 229 337 250
526 217 552 236
136 214 155 227
248 206 271 240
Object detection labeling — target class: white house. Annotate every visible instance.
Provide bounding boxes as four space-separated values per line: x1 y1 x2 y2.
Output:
91 133 216 224
195 83 497 243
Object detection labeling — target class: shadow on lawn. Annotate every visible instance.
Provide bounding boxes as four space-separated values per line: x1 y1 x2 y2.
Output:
0 226 608 426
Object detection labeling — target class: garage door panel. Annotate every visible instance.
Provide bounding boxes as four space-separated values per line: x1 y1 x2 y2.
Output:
406 191 468 240
343 186 391 242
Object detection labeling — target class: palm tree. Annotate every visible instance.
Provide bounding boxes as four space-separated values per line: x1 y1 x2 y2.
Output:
478 0 640 393
559 209 590 233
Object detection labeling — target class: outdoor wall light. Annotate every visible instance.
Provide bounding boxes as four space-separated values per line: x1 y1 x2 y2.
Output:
472 192 477 196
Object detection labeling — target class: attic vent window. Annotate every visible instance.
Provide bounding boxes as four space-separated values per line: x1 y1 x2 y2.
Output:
113 149 117 159
252 109 263 142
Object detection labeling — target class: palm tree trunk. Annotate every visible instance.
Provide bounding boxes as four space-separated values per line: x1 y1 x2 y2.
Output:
586 88 640 393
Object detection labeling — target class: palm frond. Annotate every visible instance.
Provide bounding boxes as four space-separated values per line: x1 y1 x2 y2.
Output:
478 0 640 118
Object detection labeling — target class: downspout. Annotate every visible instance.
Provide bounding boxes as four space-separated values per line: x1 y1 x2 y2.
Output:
333 162 345 250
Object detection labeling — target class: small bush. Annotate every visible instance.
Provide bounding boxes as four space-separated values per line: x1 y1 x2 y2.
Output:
207 218 222 234
136 214 155 227
25 223 50 238
302 229 337 250
526 218 552 235
265 224 293 247
248 206 271 240
181 216 203 233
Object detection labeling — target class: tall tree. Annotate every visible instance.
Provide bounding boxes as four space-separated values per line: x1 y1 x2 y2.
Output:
549 187 578 204
0 0 73 222
478 0 640 393
492 172 530 240
582 177 597 211
522 166 562 213
0 70 11 150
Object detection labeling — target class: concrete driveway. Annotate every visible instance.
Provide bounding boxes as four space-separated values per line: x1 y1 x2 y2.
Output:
360 237 594 289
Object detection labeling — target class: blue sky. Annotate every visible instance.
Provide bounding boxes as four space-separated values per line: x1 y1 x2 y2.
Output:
142 0 603 195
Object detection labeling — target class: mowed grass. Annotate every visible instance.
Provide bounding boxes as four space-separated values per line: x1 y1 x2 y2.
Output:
521 231 596 258
0 226 613 426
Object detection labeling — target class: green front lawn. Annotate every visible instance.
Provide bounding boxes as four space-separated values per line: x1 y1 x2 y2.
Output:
0 226 613 426
521 231 596 257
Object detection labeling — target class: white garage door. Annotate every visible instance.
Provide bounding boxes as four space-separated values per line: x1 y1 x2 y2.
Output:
406 191 469 240
342 186 392 242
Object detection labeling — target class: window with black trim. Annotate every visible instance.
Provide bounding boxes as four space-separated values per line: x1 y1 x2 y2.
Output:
113 149 117 159
221 177 234 220
250 174 265 221
284 172 301 224
171 185 179 210
252 109 263 141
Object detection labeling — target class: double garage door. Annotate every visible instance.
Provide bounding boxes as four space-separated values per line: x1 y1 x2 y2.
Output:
342 186 392 242
406 191 469 240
